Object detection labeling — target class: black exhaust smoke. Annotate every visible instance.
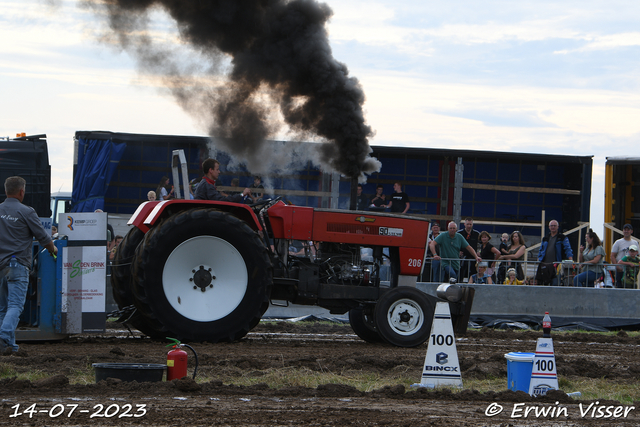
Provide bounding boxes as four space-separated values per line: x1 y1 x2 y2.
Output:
82 0 381 179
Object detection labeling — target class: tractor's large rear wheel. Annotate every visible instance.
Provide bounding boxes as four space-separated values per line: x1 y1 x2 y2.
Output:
131 208 272 342
374 287 435 347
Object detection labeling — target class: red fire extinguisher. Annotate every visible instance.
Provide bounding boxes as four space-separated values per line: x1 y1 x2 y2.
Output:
166 338 198 381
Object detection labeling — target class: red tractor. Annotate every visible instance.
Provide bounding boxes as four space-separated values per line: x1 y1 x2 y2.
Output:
112 197 473 347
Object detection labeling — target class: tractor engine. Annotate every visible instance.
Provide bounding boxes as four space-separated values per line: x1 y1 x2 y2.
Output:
317 242 374 287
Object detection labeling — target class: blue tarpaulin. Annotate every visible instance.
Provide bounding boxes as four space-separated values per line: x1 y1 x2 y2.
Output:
71 138 126 212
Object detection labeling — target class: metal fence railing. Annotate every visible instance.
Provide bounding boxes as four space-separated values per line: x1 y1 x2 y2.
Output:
422 257 639 289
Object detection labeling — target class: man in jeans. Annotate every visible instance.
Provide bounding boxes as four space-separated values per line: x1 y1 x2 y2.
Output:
0 176 57 354
430 221 481 282
537 219 573 286
458 218 480 281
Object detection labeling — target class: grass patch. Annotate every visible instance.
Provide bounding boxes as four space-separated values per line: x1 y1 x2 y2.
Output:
194 366 417 392
557 378 639 404
0 364 51 383
0 362 16 377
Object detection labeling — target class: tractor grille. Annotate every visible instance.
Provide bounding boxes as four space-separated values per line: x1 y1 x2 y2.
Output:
326 223 379 235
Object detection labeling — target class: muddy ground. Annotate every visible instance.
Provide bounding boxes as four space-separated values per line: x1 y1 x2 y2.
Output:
1 322 640 426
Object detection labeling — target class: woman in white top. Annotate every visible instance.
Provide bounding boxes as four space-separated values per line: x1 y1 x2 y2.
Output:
574 229 605 287
156 176 174 200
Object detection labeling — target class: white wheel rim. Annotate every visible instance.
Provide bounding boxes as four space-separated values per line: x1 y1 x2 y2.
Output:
162 236 248 322
386 298 424 336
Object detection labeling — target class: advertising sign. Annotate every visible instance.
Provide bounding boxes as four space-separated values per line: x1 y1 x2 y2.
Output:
58 212 107 241
58 212 107 333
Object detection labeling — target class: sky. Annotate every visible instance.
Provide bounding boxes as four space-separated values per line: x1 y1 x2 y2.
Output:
2 0 640 235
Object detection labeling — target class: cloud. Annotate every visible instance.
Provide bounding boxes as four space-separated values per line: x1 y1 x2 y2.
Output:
430 108 558 128
555 32 640 54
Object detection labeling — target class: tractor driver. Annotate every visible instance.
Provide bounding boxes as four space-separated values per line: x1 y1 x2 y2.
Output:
194 158 252 203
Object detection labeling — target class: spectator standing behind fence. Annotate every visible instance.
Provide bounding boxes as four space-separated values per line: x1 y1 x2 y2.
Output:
574 229 605 287
369 185 386 211
387 182 410 214
109 235 124 261
618 244 640 289
478 231 501 280
458 218 480 280
427 221 442 281
430 221 481 282
227 178 241 196
250 176 264 203
156 176 174 200
355 184 368 211
611 224 636 288
147 190 156 201
498 231 526 281
537 219 574 286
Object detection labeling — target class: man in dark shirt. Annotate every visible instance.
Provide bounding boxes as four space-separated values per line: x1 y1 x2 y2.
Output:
388 182 410 214
195 159 252 202
458 217 480 280
355 184 368 211
369 185 386 212
249 176 265 203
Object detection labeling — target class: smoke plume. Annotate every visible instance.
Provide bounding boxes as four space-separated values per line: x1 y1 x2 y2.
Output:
82 0 381 179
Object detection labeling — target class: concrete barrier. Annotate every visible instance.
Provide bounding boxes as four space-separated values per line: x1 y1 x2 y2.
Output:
417 283 640 319
265 283 640 328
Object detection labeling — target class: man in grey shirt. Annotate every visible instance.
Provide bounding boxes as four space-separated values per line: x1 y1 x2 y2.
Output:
194 158 252 202
0 176 57 354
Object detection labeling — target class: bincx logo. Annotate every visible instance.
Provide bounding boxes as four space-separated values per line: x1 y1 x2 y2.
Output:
424 365 458 372
436 352 449 364
531 384 554 396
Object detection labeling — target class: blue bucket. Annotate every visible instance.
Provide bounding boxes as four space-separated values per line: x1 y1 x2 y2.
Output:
504 352 534 392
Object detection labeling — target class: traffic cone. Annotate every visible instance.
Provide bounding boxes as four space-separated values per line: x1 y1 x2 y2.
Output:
412 301 462 388
528 337 559 396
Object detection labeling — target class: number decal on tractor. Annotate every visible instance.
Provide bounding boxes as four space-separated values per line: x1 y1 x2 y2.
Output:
408 258 422 268
379 227 404 237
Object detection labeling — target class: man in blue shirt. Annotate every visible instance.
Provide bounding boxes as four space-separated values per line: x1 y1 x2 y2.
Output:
537 219 573 286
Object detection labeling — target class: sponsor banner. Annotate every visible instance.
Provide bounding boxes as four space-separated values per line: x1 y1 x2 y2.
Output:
61 246 106 334
59 212 107 241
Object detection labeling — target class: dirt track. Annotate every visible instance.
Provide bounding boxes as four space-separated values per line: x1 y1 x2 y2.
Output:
2 322 640 426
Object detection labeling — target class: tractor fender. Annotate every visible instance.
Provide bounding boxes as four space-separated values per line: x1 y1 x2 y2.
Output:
128 200 263 233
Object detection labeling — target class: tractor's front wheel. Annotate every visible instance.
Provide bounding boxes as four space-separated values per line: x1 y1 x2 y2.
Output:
374 287 435 347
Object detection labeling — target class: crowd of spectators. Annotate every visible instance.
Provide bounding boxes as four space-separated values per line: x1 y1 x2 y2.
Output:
425 217 639 289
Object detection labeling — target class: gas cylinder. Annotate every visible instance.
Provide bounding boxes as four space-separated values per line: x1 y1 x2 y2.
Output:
167 345 188 380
